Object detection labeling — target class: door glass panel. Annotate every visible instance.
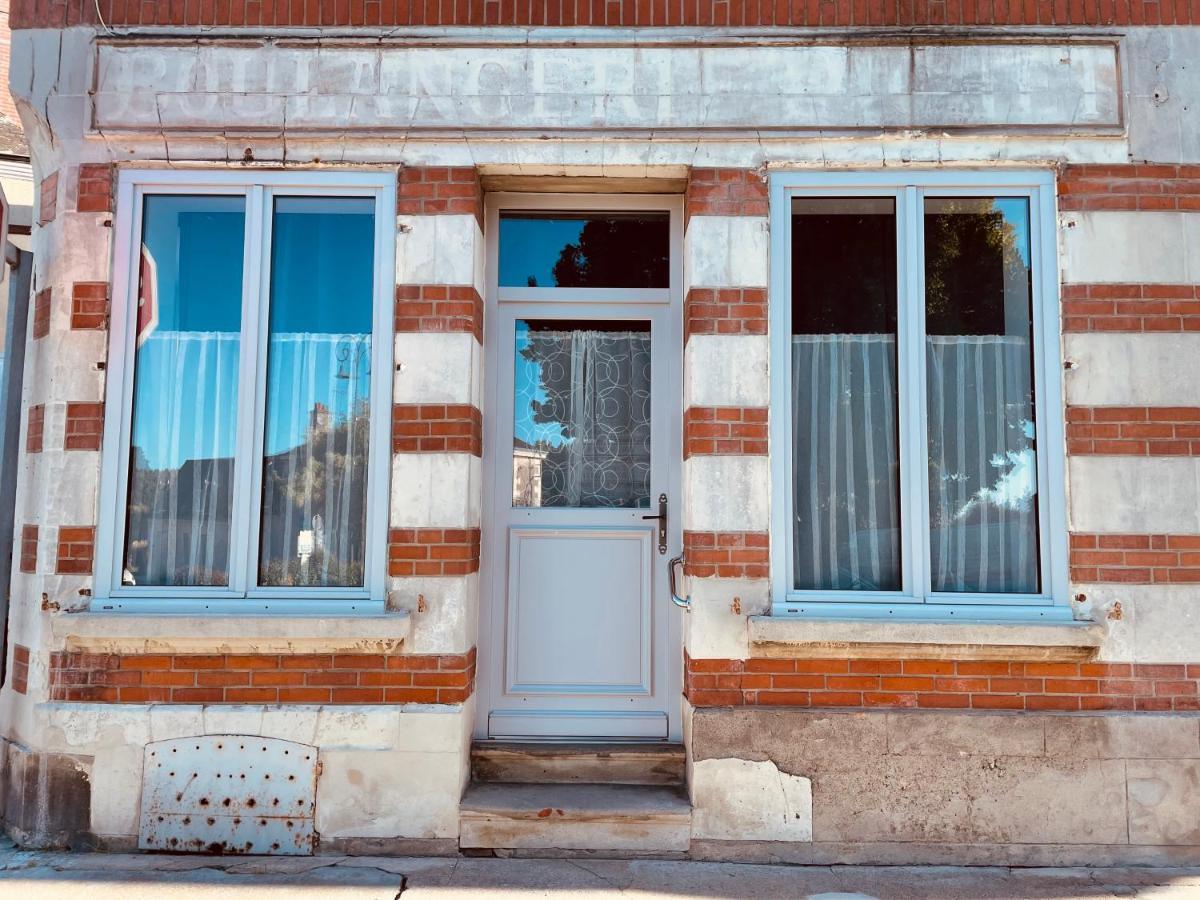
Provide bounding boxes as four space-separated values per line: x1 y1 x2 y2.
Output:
790 197 902 592
499 213 669 288
512 319 651 509
123 194 245 587
924 197 1040 594
258 196 375 588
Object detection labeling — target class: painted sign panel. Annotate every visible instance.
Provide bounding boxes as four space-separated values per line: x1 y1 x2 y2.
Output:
93 41 1122 135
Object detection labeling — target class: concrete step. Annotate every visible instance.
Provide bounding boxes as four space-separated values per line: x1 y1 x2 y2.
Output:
459 782 692 853
471 742 686 786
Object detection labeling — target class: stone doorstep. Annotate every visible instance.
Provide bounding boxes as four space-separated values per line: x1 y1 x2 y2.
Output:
470 742 686 786
458 783 693 853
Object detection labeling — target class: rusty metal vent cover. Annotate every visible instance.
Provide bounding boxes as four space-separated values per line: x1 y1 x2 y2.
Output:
139 735 318 855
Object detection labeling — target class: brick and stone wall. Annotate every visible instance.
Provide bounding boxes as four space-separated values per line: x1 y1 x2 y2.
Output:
4 11 1200 860
11 0 1200 27
685 655 1200 712
48 648 477 705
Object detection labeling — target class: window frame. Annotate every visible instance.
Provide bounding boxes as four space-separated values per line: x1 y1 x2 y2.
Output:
768 170 1070 622
94 170 396 614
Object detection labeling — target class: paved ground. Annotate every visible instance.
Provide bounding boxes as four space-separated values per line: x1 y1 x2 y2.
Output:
2 841 1200 899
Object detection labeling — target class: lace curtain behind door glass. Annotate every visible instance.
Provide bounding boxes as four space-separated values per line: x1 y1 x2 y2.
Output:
513 320 652 509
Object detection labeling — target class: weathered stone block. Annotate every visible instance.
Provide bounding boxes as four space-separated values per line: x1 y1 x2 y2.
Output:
1127 759 1200 846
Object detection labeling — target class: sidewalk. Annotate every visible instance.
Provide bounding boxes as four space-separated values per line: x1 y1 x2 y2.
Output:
1 841 1200 900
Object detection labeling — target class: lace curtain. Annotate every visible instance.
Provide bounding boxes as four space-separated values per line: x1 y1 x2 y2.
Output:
124 331 370 588
791 333 1039 595
516 327 652 509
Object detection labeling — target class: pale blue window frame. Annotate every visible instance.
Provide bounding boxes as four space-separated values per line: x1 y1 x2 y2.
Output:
93 170 397 614
768 170 1071 622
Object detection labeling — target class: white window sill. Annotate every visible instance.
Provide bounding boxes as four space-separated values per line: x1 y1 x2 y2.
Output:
748 615 1105 661
51 610 411 656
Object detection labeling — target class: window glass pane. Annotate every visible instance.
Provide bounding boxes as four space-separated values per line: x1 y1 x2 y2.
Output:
924 197 1040 594
498 213 669 288
258 196 375 588
513 319 651 509
123 195 245 587
790 198 902 592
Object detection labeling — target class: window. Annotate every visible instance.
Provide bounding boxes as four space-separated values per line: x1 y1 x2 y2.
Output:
769 173 1068 619
96 172 395 611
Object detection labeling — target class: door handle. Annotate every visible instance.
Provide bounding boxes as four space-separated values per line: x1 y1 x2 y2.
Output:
641 493 668 555
668 554 691 611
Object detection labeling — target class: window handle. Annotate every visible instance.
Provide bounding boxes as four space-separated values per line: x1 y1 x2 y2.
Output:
641 493 668 555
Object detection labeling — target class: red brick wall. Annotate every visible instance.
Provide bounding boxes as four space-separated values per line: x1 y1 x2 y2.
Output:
37 172 56 226
1062 284 1200 334
64 402 104 451
683 288 767 340
22 0 1197 27
11 645 29 695
682 531 769 578
26 404 43 453
393 404 482 455
31 287 50 339
683 407 767 458
76 163 113 214
388 527 481 577
394 285 484 342
1067 407 1200 456
1059 164 1200 212
1070 533 1200 584
70 282 107 330
19 525 37 574
48 648 477 704
55 526 95 575
685 168 767 221
397 166 483 226
685 655 1200 712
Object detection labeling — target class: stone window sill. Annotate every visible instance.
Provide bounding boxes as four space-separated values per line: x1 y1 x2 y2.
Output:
50 611 411 656
747 616 1105 661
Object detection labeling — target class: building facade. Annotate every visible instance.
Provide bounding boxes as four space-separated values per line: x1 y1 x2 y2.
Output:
1 0 1199 862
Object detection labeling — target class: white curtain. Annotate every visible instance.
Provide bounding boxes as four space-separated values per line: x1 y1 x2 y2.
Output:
926 334 1039 594
126 331 240 586
519 328 652 509
791 333 1039 595
125 331 371 589
792 334 901 592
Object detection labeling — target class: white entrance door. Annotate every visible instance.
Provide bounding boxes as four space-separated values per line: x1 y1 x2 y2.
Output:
479 194 683 741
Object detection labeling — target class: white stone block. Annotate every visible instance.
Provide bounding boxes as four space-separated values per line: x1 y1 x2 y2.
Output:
1060 211 1200 284
684 334 770 408
391 453 482 528
1074 583 1200 664
315 749 465 839
1069 456 1200 534
394 332 482 406
684 216 770 289
1065 333 1200 407
148 706 206 743
393 706 473 755
388 574 480 655
684 577 768 661
691 757 813 842
683 456 770 532
200 706 266 738
396 215 483 293
312 708 400 751
90 744 144 839
41 703 152 752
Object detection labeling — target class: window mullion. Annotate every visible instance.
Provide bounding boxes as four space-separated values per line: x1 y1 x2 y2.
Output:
901 185 932 603
230 185 267 596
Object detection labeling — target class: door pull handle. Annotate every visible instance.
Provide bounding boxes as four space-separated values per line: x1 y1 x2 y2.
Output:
641 493 668 555
668 554 691 611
